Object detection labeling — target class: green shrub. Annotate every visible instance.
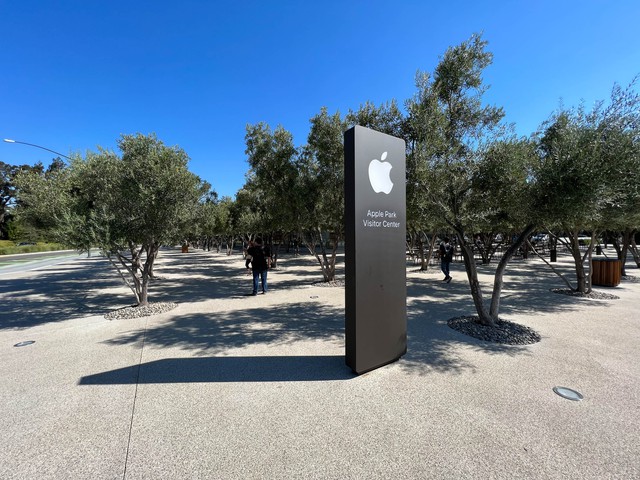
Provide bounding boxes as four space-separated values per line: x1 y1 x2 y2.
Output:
0 242 68 255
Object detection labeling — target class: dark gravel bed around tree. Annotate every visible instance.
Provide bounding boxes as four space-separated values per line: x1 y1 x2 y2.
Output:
622 275 640 283
314 280 345 287
410 268 441 275
550 288 619 300
447 316 542 345
105 302 178 320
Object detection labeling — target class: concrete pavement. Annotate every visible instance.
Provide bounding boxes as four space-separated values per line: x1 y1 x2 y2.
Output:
1 250 638 479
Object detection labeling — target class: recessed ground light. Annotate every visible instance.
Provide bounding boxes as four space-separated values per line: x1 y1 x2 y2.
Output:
14 341 36 347
310 295 319 299
553 386 584 401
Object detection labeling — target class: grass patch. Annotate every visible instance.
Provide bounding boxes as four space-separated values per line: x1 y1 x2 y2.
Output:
0 242 69 255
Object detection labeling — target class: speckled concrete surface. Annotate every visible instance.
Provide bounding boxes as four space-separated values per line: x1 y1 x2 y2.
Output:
1 248 638 479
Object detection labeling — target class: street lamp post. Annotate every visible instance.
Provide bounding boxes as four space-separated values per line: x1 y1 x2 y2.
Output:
3 138 72 161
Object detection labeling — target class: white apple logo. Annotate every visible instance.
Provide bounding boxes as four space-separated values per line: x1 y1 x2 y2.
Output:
368 151 393 194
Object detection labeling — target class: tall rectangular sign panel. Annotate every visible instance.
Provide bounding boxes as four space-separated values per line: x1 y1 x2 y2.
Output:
344 125 407 374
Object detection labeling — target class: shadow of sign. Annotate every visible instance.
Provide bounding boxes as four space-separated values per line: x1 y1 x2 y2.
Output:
78 355 355 385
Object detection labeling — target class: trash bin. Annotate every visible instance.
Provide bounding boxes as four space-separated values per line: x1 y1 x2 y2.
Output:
550 249 557 262
181 244 189 253
591 258 621 287
596 245 602 255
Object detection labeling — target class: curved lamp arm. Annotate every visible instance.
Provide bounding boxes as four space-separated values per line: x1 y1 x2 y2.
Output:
4 138 72 161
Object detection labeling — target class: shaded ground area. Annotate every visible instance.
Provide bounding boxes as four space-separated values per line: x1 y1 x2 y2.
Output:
1 248 639 479
0 256 130 329
551 288 619 300
79 355 353 384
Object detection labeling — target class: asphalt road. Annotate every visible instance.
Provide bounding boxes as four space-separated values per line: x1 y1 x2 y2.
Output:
0 250 93 275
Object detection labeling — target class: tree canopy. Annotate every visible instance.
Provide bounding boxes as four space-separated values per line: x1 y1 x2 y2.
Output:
16 133 208 305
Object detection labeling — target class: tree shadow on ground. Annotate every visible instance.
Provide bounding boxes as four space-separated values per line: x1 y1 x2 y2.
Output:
407 255 621 323
10 247 632 378
399 255 628 376
78 355 354 384
145 249 339 303
0 248 336 330
100 281 537 380
0 256 131 330
104 301 345 353
85 299 354 383
106 251 590 378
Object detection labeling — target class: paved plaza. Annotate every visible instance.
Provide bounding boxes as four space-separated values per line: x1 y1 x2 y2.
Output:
1 249 639 479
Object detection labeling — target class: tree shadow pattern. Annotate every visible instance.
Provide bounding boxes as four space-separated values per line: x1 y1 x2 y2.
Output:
4 247 633 379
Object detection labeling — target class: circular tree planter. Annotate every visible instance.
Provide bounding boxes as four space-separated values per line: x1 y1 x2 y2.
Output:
448 316 541 345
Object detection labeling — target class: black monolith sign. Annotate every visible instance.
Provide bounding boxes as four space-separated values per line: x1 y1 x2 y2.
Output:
344 125 407 374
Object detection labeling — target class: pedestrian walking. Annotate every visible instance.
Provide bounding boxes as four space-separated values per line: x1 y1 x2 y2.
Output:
246 237 271 295
439 237 454 283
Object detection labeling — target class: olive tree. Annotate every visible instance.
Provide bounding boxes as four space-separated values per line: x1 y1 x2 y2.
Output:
409 33 544 327
405 70 452 270
597 80 640 274
244 122 300 264
536 77 639 289
296 107 347 282
16 133 207 306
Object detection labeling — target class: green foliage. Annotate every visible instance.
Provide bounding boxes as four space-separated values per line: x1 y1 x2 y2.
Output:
345 100 405 138
243 123 299 234
13 161 72 242
472 138 541 231
0 241 66 255
1 161 47 239
299 107 346 235
532 77 640 292
15 133 207 305
404 32 542 325
536 111 604 230
536 76 640 233
597 79 640 232
407 33 506 233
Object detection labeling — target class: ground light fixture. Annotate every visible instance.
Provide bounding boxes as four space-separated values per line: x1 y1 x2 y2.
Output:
553 386 584 401
3 138 72 161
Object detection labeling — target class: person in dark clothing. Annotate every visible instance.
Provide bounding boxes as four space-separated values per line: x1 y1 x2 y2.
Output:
244 240 254 270
439 237 453 283
246 237 271 295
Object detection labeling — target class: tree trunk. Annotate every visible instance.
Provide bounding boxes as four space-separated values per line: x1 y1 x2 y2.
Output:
147 243 159 279
129 241 143 276
113 251 143 304
452 225 493 326
303 228 339 282
107 252 139 303
416 234 426 269
489 224 536 319
630 233 640 268
138 242 160 306
423 233 437 271
619 229 632 276
527 239 575 290
412 232 422 268
226 235 234 255
560 229 596 294
271 242 280 269
477 233 492 265
571 243 588 293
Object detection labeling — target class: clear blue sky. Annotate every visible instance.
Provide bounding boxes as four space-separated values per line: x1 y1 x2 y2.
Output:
2 1 639 198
